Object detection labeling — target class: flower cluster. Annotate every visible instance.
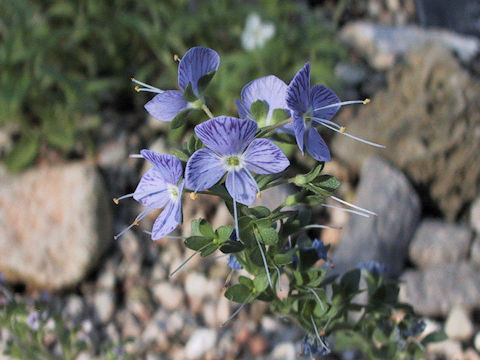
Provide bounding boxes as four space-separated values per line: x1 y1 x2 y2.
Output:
112 46 435 358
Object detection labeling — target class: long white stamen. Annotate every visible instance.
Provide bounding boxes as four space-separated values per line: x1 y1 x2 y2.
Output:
307 287 325 311
169 243 211 277
319 121 386 148
288 235 292 248
221 299 250 327
330 196 377 216
321 204 370 218
312 100 366 113
313 118 342 129
256 238 273 289
303 224 342 230
114 223 136 240
113 193 134 204
275 266 282 292
130 78 164 93
114 208 153 240
129 154 143 158
311 315 330 351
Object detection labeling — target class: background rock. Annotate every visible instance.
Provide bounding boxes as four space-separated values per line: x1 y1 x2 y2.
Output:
444 306 474 341
332 156 421 276
339 21 480 69
400 262 480 316
409 219 472 268
471 197 480 233
332 44 480 220
471 237 480 268
0 163 112 289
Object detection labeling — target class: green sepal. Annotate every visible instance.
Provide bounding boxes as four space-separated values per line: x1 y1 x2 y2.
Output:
271 108 289 124
291 163 325 186
340 269 361 294
184 236 212 251
224 284 252 303
220 240 245 254
197 70 216 95
170 148 190 162
314 175 341 193
421 330 447 345
242 206 271 219
183 82 197 102
170 108 191 130
250 100 268 125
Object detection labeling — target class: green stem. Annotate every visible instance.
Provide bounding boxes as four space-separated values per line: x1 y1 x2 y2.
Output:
202 104 214 119
256 117 293 138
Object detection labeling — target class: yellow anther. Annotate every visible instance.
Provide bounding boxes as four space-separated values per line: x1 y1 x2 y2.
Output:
133 220 139 226
340 126 346 133
363 98 371 104
113 198 119 205
173 54 180 62
190 192 198 200
134 86 141 92
256 192 262 199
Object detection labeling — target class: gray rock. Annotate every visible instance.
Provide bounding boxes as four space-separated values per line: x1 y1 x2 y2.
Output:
152 282 184 310
334 62 368 86
0 163 112 290
399 262 480 316
445 306 474 341
475 332 480 352
269 342 297 360
94 290 115 323
253 184 296 210
332 45 480 220
471 236 480 268
340 21 480 70
332 156 421 276
409 219 472 268
471 197 480 234
427 339 463 360
184 328 217 360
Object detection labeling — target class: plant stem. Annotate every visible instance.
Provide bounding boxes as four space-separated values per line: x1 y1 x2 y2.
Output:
202 104 214 119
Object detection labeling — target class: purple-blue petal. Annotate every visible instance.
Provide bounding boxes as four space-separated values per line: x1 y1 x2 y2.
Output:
140 151 183 185
306 127 331 162
293 114 306 155
244 139 290 174
240 75 290 124
144 90 188 122
228 255 243 270
178 47 220 95
235 98 250 120
310 85 341 121
185 148 225 191
133 168 170 209
286 62 311 114
151 198 182 240
194 116 257 156
226 169 259 206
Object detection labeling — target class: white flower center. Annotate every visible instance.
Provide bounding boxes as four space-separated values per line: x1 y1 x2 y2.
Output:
222 154 245 172
167 184 179 202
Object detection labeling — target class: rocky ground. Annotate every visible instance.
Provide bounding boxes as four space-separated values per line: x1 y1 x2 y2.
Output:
2 1 480 359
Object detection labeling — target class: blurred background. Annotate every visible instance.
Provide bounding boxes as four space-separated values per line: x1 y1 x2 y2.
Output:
1 0 480 359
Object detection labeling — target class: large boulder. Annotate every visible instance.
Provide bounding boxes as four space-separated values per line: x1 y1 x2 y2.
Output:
0 162 112 290
332 44 480 220
332 156 421 277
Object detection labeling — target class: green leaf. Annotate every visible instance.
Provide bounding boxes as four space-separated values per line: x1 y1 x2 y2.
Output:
5 133 39 172
340 269 361 294
253 273 269 293
220 240 245 254
200 243 218 257
170 148 190 162
243 206 271 219
421 330 448 345
250 100 268 125
255 226 278 246
184 236 212 251
215 225 233 242
274 253 293 266
238 276 254 288
197 70 216 95
198 219 215 239
313 175 341 193
183 82 197 102
224 284 252 303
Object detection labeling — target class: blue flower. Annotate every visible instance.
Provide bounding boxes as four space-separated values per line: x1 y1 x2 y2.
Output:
27 311 41 331
359 261 387 276
132 47 220 122
292 239 330 268
286 63 383 161
114 151 184 240
185 116 289 206
227 255 243 270
401 319 426 338
301 333 331 358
